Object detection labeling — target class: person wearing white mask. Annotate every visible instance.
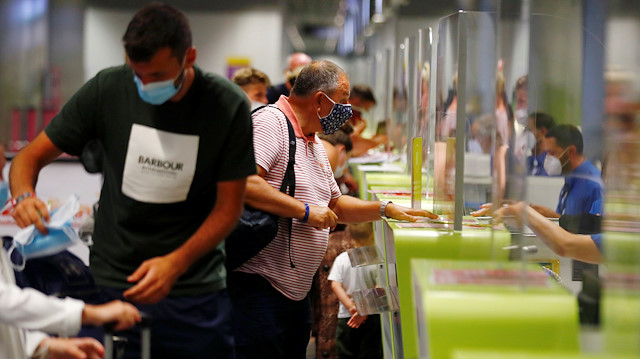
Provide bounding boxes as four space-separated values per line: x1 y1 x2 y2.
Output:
526 112 561 176
319 128 355 195
513 75 529 129
231 67 272 111
473 124 603 224
530 124 604 219
512 75 538 162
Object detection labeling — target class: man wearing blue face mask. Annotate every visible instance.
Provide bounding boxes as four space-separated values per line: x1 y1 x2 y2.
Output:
227 60 438 359
8 3 254 359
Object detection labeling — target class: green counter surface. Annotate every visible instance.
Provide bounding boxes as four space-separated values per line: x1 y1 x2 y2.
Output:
355 166 408 199
452 351 613 359
413 260 580 359
603 293 640 356
385 223 511 359
604 231 640 265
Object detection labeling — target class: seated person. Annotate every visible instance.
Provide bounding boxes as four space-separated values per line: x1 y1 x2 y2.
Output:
530 124 604 219
1 247 140 359
346 85 388 157
526 112 559 176
475 124 603 221
231 67 271 110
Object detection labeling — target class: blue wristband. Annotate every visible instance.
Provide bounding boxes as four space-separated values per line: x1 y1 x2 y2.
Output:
301 203 310 223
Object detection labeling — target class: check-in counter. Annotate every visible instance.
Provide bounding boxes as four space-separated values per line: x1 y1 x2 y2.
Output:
362 171 578 358
601 232 640 356
452 351 614 359
370 192 511 358
412 260 580 359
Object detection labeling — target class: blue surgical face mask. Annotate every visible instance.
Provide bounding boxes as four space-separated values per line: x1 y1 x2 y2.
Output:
318 92 352 134
8 195 83 270
0 181 8 210
133 69 185 105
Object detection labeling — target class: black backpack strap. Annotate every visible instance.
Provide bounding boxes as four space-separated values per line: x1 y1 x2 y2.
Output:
262 105 297 268
280 118 296 196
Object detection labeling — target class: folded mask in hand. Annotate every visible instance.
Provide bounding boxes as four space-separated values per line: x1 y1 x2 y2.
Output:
8 195 84 270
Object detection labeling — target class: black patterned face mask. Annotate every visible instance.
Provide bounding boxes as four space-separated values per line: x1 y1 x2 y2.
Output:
318 92 353 134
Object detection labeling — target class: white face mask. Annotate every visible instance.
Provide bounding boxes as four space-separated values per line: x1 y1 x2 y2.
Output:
250 100 267 111
543 154 562 176
334 162 348 178
525 130 536 150
515 109 528 126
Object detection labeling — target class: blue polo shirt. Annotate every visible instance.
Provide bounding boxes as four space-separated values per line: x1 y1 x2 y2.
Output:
556 160 604 216
590 233 603 252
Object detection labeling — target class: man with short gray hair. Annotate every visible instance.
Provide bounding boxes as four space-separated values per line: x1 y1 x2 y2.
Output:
227 60 437 358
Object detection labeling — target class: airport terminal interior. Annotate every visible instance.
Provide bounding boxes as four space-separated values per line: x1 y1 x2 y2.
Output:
1 0 640 358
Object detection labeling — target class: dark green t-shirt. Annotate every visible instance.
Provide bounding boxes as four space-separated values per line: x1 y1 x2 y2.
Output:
45 65 256 295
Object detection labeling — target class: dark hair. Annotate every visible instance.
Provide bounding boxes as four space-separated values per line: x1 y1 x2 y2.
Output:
529 112 556 131
351 84 376 105
318 129 353 153
122 3 192 62
290 60 344 97
545 124 583 154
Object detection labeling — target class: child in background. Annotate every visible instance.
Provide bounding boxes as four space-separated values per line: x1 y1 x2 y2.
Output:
328 222 382 359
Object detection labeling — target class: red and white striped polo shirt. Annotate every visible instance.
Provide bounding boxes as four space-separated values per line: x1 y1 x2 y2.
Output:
238 96 341 301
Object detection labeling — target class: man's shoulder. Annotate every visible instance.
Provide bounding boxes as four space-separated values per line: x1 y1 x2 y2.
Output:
194 67 245 101
574 160 602 178
252 105 287 122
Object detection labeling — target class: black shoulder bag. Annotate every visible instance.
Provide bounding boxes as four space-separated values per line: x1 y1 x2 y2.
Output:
225 107 296 271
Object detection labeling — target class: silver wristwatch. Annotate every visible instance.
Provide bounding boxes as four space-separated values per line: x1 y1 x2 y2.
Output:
380 200 392 218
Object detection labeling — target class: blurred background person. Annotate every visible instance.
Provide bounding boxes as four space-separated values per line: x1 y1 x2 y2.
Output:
319 128 356 196
346 85 388 158
512 75 529 131
232 67 272 110
526 112 559 176
530 124 604 221
495 67 511 148
266 52 312 104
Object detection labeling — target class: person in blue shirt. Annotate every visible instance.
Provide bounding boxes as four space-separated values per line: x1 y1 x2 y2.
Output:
526 112 560 176
530 124 604 218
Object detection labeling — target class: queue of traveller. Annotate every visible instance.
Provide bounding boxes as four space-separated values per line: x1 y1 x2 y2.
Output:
0 2 611 359
1 3 437 359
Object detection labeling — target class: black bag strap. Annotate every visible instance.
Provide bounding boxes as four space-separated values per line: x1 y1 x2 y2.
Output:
253 105 296 195
282 116 296 268
253 105 297 268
